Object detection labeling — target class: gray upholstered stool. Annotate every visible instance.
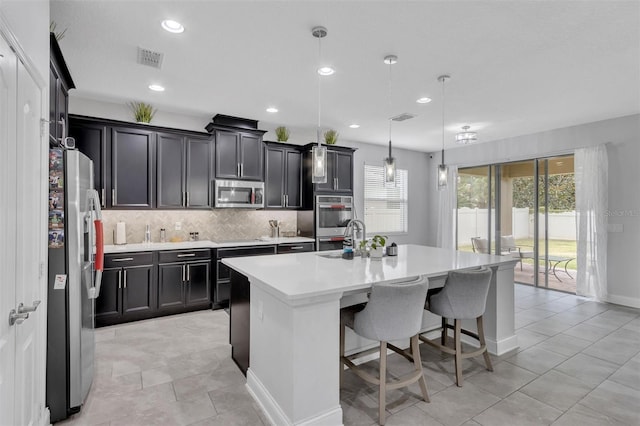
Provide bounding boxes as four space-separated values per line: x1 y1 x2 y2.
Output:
340 276 430 425
420 267 493 387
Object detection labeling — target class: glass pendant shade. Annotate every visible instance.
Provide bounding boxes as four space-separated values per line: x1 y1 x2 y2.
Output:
311 145 327 184
384 156 396 183
437 163 448 190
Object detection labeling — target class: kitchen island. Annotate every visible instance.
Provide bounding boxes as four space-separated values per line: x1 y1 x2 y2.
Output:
223 244 519 426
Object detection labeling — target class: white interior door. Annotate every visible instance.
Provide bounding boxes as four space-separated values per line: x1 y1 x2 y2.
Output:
0 29 47 426
0 32 18 426
14 54 45 426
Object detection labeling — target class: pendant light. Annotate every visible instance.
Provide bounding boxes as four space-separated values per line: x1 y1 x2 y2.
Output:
437 75 450 190
455 125 477 144
383 55 397 183
311 26 328 184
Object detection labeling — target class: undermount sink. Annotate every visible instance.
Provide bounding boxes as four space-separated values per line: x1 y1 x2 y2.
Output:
316 252 344 259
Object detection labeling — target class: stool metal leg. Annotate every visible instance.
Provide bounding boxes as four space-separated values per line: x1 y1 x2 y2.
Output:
441 317 447 346
454 319 463 387
477 316 493 372
379 341 387 425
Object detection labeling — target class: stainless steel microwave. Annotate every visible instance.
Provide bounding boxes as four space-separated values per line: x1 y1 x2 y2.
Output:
214 179 264 208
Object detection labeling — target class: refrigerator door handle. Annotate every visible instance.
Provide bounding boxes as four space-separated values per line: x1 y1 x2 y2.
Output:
87 189 104 299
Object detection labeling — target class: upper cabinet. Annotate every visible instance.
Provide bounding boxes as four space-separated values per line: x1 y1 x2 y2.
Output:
302 144 356 207
157 133 213 209
111 126 155 208
49 33 75 146
264 142 302 209
70 116 213 210
206 114 266 181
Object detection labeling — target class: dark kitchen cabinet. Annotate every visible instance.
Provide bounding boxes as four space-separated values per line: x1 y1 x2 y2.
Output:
214 245 277 308
302 144 356 208
157 133 213 209
111 127 155 208
213 129 264 181
265 142 302 209
96 252 156 327
49 33 75 146
158 249 211 313
70 121 108 208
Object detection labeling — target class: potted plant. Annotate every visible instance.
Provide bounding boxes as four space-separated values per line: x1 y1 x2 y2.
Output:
275 126 290 142
369 235 387 259
324 129 339 145
359 235 387 259
129 101 156 124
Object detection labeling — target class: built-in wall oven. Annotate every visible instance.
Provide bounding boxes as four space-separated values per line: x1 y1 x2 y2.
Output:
315 195 353 251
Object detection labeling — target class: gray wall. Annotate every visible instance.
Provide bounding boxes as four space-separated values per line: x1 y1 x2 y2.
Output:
348 141 430 246
426 114 640 307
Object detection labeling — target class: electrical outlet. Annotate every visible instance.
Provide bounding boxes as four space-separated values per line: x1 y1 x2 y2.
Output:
175 222 182 230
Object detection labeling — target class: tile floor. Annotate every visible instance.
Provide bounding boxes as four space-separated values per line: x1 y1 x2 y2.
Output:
59 284 640 426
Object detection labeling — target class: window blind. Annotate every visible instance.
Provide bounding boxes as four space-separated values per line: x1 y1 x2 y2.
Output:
364 164 408 234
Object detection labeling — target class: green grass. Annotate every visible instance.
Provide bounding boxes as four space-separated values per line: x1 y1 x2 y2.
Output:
459 238 577 270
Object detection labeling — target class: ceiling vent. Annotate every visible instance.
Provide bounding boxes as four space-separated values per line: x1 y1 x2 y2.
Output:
137 47 164 69
390 113 416 122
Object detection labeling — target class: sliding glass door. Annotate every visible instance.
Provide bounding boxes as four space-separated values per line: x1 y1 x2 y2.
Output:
457 155 577 293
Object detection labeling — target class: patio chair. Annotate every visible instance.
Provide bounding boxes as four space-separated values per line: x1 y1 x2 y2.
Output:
471 237 489 254
500 235 534 271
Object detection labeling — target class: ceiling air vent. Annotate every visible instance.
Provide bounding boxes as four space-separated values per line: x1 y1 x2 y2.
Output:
390 113 416 122
137 47 164 69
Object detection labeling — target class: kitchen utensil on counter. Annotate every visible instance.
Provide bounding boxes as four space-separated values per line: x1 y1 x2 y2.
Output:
114 222 127 245
269 220 279 238
387 242 398 256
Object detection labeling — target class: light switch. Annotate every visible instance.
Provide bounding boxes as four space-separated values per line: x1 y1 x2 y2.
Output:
175 222 182 230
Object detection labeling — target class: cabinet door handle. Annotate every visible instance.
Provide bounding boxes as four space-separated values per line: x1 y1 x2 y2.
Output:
101 188 106 208
289 246 305 250
186 191 190 207
182 264 186 282
177 253 196 258
285 194 288 208
118 270 122 289
240 163 244 177
57 117 66 144
237 163 240 177
112 257 134 262
187 264 190 281
112 189 116 205
123 270 127 289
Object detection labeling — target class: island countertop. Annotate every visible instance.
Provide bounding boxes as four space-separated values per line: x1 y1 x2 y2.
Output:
223 244 517 302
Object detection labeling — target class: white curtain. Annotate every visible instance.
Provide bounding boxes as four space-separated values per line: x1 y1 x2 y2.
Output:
436 165 458 249
574 145 608 300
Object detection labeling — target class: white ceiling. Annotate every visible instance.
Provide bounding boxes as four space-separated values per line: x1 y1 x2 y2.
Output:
50 0 640 152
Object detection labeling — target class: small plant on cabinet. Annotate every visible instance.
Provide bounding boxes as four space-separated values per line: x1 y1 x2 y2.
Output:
324 129 339 145
275 126 290 142
129 101 156 123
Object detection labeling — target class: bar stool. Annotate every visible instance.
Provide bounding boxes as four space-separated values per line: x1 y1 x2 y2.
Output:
420 268 493 387
340 276 430 425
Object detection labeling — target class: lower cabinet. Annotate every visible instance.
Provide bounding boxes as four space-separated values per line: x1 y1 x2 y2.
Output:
158 249 211 314
96 253 156 327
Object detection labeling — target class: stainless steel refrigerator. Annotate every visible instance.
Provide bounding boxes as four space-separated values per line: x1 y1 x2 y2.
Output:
47 149 104 422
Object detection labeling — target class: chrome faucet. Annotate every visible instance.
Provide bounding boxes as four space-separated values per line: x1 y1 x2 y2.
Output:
344 219 366 253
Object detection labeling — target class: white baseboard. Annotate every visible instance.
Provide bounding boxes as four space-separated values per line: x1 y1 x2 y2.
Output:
606 294 640 309
246 369 344 426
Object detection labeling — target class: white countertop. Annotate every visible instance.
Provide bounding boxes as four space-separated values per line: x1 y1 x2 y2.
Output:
223 244 518 302
104 236 314 253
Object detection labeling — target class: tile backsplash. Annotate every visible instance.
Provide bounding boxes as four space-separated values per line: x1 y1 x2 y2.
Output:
102 210 298 245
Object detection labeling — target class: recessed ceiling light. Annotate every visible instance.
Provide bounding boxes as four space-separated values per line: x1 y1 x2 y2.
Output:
317 66 335 76
148 84 165 92
349 124 360 129
161 19 184 34
266 107 278 113
416 97 432 104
